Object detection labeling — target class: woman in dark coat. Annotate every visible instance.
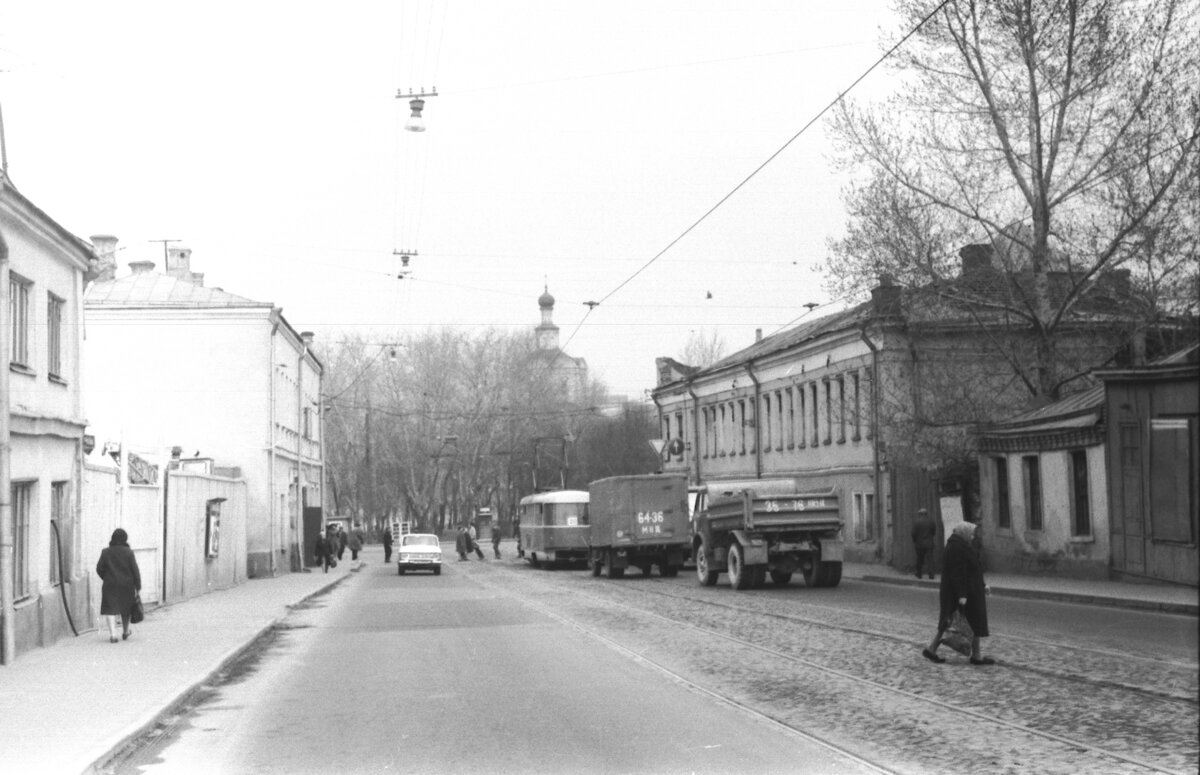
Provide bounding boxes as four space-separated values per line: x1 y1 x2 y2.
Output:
314 530 335 572
923 521 993 665
96 528 142 643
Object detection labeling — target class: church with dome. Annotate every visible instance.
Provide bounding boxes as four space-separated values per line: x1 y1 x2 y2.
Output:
532 284 589 399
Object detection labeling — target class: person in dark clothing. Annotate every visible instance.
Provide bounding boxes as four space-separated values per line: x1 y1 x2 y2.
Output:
924 521 993 665
455 526 470 561
96 528 142 643
514 515 523 558
383 526 394 563
335 525 348 560
492 524 502 559
314 530 335 572
911 508 937 579
348 523 365 561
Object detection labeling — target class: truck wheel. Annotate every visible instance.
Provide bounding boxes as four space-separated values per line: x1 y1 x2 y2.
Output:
696 542 719 586
604 552 625 579
433 566 441 576
728 543 752 591
398 566 405 575
813 561 842 588
660 564 679 578
770 570 793 586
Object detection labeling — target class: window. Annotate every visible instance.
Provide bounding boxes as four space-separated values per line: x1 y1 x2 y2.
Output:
50 481 72 585
851 372 862 441
852 492 875 541
1149 418 1196 544
810 383 819 446
12 482 33 599
1022 455 1043 531
823 379 833 445
663 415 672 448
718 405 726 456
675 412 684 457
206 499 224 558
702 407 712 458
738 400 747 455
9 273 31 368
994 458 1011 529
836 376 846 443
762 395 772 453
775 391 784 450
786 388 795 449
798 385 806 449
47 294 65 378
1069 449 1091 537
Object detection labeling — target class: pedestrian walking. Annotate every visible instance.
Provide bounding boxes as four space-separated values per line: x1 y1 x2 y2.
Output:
923 521 993 665
515 514 524 558
455 526 470 561
314 530 335 572
348 523 365 561
382 525 394 563
468 522 485 560
911 508 937 579
492 524 502 559
335 524 347 560
96 528 142 643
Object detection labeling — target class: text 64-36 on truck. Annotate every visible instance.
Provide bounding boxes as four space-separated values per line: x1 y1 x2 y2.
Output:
588 474 690 579
691 479 844 591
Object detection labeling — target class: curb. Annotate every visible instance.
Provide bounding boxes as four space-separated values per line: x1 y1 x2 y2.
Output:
859 575 1199 616
83 573 353 775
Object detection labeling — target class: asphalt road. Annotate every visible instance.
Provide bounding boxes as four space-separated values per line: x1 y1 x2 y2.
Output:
121 559 878 775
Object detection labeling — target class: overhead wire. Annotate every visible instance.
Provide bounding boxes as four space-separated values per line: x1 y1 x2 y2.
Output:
553 0 954 356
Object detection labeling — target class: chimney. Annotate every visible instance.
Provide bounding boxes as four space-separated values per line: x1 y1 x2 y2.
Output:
755 328 763 342
959 244 995 277
90 234 119 282
129 260 156 275
871 274 902 318
165 246 194 283
301 331 315 349
191 272 204 287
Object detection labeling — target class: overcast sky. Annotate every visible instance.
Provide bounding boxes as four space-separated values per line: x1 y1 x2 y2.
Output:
1 0 898 399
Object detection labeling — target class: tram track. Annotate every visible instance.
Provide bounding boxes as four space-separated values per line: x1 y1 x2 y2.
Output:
579 576 1199 705
470 562 1197 775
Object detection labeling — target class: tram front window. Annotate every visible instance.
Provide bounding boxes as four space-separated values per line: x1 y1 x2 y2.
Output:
550 504 588 526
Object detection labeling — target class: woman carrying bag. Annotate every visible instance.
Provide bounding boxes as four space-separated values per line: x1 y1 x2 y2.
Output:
923 521 993 665
96 528 142 643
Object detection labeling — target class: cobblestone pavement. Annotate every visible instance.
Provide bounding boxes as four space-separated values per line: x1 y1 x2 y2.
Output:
458 558 1198 775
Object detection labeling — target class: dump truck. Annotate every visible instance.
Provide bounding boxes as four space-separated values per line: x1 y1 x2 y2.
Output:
588 474 690 579
691 479 843 590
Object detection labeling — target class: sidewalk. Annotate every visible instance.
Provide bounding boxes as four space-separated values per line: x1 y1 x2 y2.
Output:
1 547 1194 775
0 560 359 775
843 561 1199 616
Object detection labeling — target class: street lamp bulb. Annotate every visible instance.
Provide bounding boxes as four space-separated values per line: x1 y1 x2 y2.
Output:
405 98 427 132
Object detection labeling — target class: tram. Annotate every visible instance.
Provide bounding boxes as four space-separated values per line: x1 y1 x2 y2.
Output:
518 489 590 567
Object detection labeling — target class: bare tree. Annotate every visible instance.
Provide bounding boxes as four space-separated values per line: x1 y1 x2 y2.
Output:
827 0 1199 400
678 328 728 368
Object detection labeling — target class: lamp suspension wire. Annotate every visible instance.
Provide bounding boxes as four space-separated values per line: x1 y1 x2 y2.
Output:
392 0 448 329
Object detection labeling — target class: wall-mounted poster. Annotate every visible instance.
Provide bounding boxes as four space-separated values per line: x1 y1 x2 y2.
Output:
205 499 224 558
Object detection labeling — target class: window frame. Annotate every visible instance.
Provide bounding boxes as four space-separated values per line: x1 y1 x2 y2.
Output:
47 292 65 380
12 481 34 600
1069 449 1092 538
9 272 32 369
1022 455 1043 531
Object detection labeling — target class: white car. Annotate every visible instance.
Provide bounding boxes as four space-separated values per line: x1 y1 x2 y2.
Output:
397 533 443 575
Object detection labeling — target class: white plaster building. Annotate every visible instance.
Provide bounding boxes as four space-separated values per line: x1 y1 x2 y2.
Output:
83 242 324 577
1 176 94 662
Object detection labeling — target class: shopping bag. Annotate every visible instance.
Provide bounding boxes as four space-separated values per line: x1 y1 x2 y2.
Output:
131 594 145 624
940 610 973 656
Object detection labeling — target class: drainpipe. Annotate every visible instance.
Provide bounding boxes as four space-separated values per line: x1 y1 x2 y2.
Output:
1 228 14 664
686 381 702 485
859 326 883 560
296 333 311 572
744 362 762 479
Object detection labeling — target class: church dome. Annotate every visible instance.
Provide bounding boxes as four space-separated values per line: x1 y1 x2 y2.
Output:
538 285 555 308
